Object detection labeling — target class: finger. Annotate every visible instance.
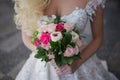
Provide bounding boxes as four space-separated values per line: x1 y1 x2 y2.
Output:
60 65 72 74
56 66 69 75
56 68 72 75
60 65 70 72
56 69 62 75
56 65 72 75
61 69 72 75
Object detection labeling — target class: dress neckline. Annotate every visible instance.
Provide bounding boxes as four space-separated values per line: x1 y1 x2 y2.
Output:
60 0 95 18
61 7 85 18
44 0 94 18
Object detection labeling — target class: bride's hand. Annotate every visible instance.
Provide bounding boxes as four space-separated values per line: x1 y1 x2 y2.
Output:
55 60 81 75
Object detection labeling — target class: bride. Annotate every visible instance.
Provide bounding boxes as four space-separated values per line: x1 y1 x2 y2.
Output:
14 0 118 80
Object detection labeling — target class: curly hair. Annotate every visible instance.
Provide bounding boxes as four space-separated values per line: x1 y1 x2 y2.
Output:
13 0 50 36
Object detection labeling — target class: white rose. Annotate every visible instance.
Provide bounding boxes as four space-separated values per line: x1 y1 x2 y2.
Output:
37 21 48 27
52 15 57 19
41 16 50 21
51 32 63 42
71 31 79 42
41 21 48 25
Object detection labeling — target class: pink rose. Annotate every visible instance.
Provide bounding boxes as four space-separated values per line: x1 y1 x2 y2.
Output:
41 43 51 50
40 33 51 44
34 40 40 47
64 23 73 32
64 47 75 57
73 46 79 55
76 39 82 48
56 24 64 31
47 53 55 59
47 23 57 32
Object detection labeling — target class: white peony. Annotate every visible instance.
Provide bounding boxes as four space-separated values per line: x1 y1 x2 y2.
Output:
51 32 63 42
71 31 79 42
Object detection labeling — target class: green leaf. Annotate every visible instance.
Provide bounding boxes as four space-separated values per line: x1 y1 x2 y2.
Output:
54 55 62 67
61 32 72 47
69 42 76 48
37 47 47 54
31 38 39 45
72 54 81 60
58 41 63 53
35 47 51 63
61 56 67 64
50 41 58 48
62 57 74 65
35 47 47 58
35 52 43 59
61 29 67 35
50 41 60 54
41 56 51 62
32 31 38 37
54 16 61 24
67 58 74 65
31 38 35 45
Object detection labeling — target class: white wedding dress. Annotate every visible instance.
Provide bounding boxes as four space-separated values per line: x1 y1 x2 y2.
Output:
15 0 118 80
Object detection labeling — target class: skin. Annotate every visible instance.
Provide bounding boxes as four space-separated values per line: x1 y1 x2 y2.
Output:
22 0 104 75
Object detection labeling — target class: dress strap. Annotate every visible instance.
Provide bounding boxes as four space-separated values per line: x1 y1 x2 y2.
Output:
85 0 106 21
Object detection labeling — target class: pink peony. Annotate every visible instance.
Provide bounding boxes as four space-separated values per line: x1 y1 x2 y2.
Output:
76 39 82 48
47 23 57 32
64 47 75 57
56 24 64 31
47 53 55 59
41 43 51 50
64 23 73 32
34 40 40 47
40 33 51 44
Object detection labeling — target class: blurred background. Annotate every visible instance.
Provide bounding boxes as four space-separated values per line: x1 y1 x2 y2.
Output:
0 0 120 80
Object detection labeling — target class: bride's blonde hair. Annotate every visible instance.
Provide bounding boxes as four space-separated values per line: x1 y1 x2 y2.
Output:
13 0 50 36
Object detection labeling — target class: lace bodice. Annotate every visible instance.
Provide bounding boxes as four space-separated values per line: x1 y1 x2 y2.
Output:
20 0 105 36
60 0 105 32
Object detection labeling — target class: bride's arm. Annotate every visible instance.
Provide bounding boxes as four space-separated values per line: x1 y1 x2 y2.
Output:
21 31 37 53
72 6 104 71
56 6 104 75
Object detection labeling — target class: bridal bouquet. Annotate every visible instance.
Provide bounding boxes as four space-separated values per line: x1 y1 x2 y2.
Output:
31 15 83 67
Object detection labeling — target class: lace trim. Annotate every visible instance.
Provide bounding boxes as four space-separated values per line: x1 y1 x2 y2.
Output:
85 0 105 21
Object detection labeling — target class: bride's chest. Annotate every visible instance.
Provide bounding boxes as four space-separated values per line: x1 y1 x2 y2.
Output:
44 7 89 31
61 8 88 30
44 1 89 30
